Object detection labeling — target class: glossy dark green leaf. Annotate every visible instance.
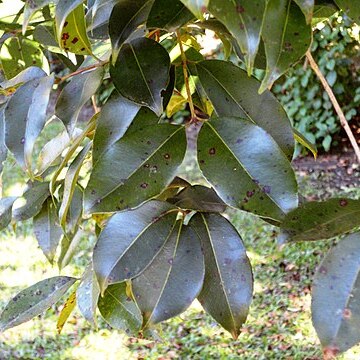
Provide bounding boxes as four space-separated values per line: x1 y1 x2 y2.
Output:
98 282 142 334
162 65 175 110
0 276 76 332
208 0 266 74
190 213 253 339
55 0 84 45
59 4 92 55
93 201 179 293
259 0 312 93
109 0 154 62
335 0 360 24
58 230 84 270
132 221 204 327
168 185 227 213
59 142 90 227
13 181 50 221
55 67 104 133
86 0 118 39
4 74 54 171
180 0 208 19
0 196 17 230
77 266 100 327
93 92 142 162
312 232 360 354
294 0 315 23
23 0 52 33
110 37 170 116
147 0 194 31
84 124 186 214
0 38 48 80
33 198 63 263
197 118 298 221
195 60 294 159
279 198 360 242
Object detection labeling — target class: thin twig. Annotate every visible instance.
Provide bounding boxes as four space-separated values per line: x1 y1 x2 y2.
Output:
306 50 360 163
58 60 108 83
176 30 197 122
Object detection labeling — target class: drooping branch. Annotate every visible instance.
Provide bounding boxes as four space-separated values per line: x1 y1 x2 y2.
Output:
306 51 360 163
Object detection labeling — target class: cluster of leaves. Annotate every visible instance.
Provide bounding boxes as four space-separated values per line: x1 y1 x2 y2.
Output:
0 0 359 358
273 12 360 153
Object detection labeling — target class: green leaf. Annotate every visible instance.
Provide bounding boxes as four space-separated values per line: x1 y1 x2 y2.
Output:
77 266 100 327
0 276 77 332
110 37 170 116
0 37 49 80
34 22 64 54
59 4 92 55
56 290 77 334
36 129 71 175
13 181 50 221
86 0 118 39
33 198 63 263
4 74 54 171
208 0 266 74
279 198 360 242
58 142 90 227
93 92 142 162
312 232 360 354
55 0 84 45
23 0 52 34
147 0 194 31
0 196 17 230
98 282 142 334
179 0 209 19
195 60 294 159
334 0 360 24
58 229 84 270
294 0 315 23
132 220 204 327
84 123 186 214
259 0 312 93
312 2 338 24
189 213 253 339
293 128 317 159
0 66 46 89
64 185 83 235
55 67 104 133
109 0 154 62
93 201 179 293
197 118 298 221
168 185 227 213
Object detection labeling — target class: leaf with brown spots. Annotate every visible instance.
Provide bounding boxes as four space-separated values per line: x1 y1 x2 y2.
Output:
312 232 360 354
180 0 209 19
208 0 266 74
58 4 92 55
84 122 186 214
0 276 76 332
259 0 312 93
190 213 253 339
279 198 360 242
56 290 77 334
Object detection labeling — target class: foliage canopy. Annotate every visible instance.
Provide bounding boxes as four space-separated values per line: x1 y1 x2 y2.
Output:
0 0 359 358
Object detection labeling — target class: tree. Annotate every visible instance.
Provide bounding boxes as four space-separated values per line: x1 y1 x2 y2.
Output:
0 0 359 358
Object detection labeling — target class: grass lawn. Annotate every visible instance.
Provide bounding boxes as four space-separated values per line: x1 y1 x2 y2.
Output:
0 145 360 359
